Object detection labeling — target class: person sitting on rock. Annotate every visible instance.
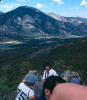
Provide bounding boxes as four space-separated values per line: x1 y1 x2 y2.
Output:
15 74 37 100
42 63 58 82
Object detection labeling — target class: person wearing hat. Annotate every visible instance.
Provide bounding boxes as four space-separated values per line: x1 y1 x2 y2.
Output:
69 77 81 85
15 74 37 100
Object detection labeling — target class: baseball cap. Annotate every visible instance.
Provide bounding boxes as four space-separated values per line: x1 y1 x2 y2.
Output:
70 77 80 84
25 74 37 84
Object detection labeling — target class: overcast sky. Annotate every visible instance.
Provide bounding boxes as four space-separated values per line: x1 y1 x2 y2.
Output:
0 0 87 18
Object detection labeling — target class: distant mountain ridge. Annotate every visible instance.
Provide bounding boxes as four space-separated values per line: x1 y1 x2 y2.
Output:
0 6 87 42
47 12 87 25
0 11 3 14
47 12 66 22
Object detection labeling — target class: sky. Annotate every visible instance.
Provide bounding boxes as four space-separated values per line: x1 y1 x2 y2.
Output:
0 0 87 18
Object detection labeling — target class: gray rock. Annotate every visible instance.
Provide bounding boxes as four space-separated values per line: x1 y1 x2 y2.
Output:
2 70 81 100
61 70 81 82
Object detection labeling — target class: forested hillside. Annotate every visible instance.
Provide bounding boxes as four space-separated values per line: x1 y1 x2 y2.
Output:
31 38 87 83
0 37 87 99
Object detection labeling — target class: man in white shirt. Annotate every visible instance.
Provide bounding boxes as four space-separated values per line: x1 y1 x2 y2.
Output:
42 63 58 81
15 74 37 100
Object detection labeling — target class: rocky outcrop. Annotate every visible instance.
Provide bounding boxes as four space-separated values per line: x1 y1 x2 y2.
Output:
61 70 81 82
1 70 81 100
23 70 81 96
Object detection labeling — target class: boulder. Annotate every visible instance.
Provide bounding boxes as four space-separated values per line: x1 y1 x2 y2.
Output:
61 70 81 82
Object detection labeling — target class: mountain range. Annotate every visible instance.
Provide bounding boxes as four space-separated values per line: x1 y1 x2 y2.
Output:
0 6 87 99
0 6 87 42
1 37 87 100
47 12 87 25
0 11 3 14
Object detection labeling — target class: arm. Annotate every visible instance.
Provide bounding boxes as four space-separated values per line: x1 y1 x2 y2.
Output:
50 83 87 100
53 70 58 76
28 96 35 100
27 90 35 100
42 70 46 82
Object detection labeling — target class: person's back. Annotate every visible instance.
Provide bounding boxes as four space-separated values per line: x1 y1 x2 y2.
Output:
50 83 87 100
15 82 34 100
15 74 37 100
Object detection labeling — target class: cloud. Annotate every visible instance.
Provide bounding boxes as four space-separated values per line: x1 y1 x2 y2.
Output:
69 8 74 10
80 0 87 8
18 0 27 2
53 0 64 4
75 6 79 10
36 3 47 8
0 4 14 11
0 4 20 12
69 6 79 10
36 3 43 8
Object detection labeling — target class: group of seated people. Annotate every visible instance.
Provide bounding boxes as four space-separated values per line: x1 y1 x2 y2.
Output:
15 63 87 100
